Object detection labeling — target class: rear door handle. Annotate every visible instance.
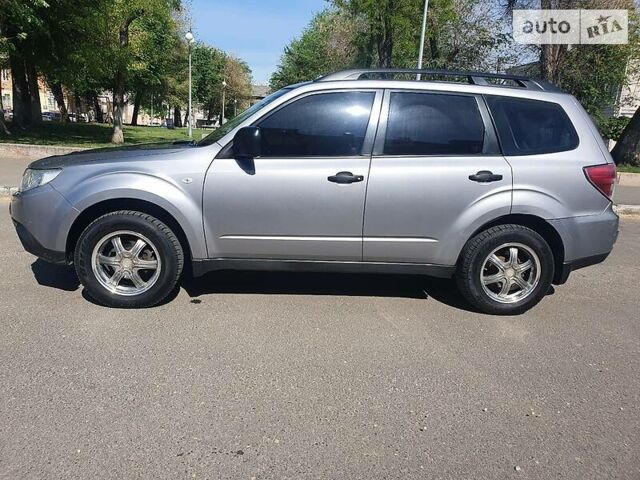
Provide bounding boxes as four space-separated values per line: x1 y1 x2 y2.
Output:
328 171 364 184
468 170 503 183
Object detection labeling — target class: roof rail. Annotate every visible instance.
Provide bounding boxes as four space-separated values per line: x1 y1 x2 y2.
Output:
316 69 563 92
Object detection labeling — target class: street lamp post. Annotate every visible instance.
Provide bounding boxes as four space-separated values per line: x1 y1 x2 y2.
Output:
221 79 227 126
417 0 429 80
185 30 195 138
233 98 237 117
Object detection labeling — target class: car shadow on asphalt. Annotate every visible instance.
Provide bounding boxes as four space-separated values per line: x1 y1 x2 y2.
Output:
29 259 479 312
31 259 80 291
181 271 479 313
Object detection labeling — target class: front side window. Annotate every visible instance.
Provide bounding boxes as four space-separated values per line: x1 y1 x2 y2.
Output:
486 96 579 155
383 92 485 156
258 91 375 157
199 86 295 147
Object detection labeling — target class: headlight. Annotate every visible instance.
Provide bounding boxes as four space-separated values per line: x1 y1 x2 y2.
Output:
20 168 61 192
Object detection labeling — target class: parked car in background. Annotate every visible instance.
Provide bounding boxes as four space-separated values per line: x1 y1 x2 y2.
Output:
42 111 62 122
10 69 619 314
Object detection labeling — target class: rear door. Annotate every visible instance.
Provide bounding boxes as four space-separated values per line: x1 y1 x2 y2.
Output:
362 90 513 266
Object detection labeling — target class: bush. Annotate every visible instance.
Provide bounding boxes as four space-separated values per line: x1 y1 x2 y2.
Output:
598 116 630 142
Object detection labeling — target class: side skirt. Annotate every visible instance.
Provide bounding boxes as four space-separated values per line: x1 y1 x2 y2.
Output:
192 258 456 279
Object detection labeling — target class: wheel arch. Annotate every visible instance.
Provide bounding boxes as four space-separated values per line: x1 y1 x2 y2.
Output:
463 213 566 284
66 198 193 265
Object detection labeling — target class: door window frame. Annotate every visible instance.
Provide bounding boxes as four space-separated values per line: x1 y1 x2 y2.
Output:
218 89 384 159
372 89 501 157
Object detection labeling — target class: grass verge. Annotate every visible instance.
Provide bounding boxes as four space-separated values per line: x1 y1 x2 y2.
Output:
0 122 211 148
617 165 640 174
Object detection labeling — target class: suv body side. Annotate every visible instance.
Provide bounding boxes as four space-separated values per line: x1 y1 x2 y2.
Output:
11 78 617 278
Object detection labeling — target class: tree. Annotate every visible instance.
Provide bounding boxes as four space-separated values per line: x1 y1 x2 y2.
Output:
0 0 49 128
222 55 252 118
107 0 181 143
271 0 518 88
270 9 365 90
191 44 226 120
128 4 183 126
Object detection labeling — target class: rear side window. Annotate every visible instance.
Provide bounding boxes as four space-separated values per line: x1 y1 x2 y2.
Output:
486 96 578 155
383 92 485 156
258 91 375 157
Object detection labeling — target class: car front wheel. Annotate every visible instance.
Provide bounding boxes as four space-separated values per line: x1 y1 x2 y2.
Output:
74 211 184 308
456 224 554 315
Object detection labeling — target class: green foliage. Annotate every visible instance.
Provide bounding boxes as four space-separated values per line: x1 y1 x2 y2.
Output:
270 9 361 91
186 43 252 120
271 0 518 88
559 44 634 117
597 116 631 142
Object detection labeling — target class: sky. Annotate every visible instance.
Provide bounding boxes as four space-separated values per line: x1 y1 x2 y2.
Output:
190 0 328 85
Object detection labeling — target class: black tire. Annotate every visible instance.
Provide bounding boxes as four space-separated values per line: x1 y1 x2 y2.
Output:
456 224 554 315
74 210 184 308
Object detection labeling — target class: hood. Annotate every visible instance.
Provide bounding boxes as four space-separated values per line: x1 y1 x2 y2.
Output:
29 141 196 169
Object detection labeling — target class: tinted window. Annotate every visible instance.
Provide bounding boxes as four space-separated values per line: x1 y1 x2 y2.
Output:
384 92 484 156
258 91 375 157
486 96 578 155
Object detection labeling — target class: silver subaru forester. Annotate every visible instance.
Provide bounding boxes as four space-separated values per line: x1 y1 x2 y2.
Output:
10 69 619 314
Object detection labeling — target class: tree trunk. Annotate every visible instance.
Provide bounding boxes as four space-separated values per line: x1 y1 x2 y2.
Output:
130 92 141 126
0 78 10 134
112 74 125 144
9 54 31 128
538 0 567 84
376 1 394 68
174 106 182 127
26 60 42 124
49 81 69 122
74 92 82 121
611 106 640 166
111 9 144 144
540 44 567 83
93 93 104 123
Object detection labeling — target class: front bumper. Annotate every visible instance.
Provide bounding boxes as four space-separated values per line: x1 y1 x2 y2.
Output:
9 184 78 264
12 219 67 264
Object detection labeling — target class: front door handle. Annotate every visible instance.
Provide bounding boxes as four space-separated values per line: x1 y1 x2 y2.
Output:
328 171 364 184
468 170 503 183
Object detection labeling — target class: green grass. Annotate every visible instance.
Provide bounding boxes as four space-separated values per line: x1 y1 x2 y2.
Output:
0 121 211 148
617 165 640 174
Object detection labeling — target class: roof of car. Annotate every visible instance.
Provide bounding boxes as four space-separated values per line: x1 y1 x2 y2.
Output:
314 69 563 93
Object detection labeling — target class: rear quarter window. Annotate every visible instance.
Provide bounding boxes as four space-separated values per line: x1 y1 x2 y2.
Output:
486 96 579 155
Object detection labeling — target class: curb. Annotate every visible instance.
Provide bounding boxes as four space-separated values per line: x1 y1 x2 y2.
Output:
614 204 640 216
0 143 88 159
0 186 18 197
618 172 640 187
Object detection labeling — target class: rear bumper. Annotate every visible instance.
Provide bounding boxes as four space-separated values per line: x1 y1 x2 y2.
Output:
554 252 610 285
550 205 619 285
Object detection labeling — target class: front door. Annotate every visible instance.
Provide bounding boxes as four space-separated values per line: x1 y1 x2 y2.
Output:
363 90 512 266
204 90 382 261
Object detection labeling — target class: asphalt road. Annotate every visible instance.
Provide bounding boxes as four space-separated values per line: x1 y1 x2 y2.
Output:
0 202 638 479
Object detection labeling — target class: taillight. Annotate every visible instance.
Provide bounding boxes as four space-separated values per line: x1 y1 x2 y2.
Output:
584 163 616 200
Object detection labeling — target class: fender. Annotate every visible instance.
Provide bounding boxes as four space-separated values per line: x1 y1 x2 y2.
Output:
59 171 208 259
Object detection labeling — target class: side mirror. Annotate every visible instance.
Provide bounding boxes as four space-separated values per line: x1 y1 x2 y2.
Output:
234 126 261 159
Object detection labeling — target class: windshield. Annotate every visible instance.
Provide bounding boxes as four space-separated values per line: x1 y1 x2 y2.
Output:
198 87 294 147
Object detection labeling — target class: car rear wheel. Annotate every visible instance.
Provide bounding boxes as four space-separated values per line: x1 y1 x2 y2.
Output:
74 211 184 308
456 224 554 315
